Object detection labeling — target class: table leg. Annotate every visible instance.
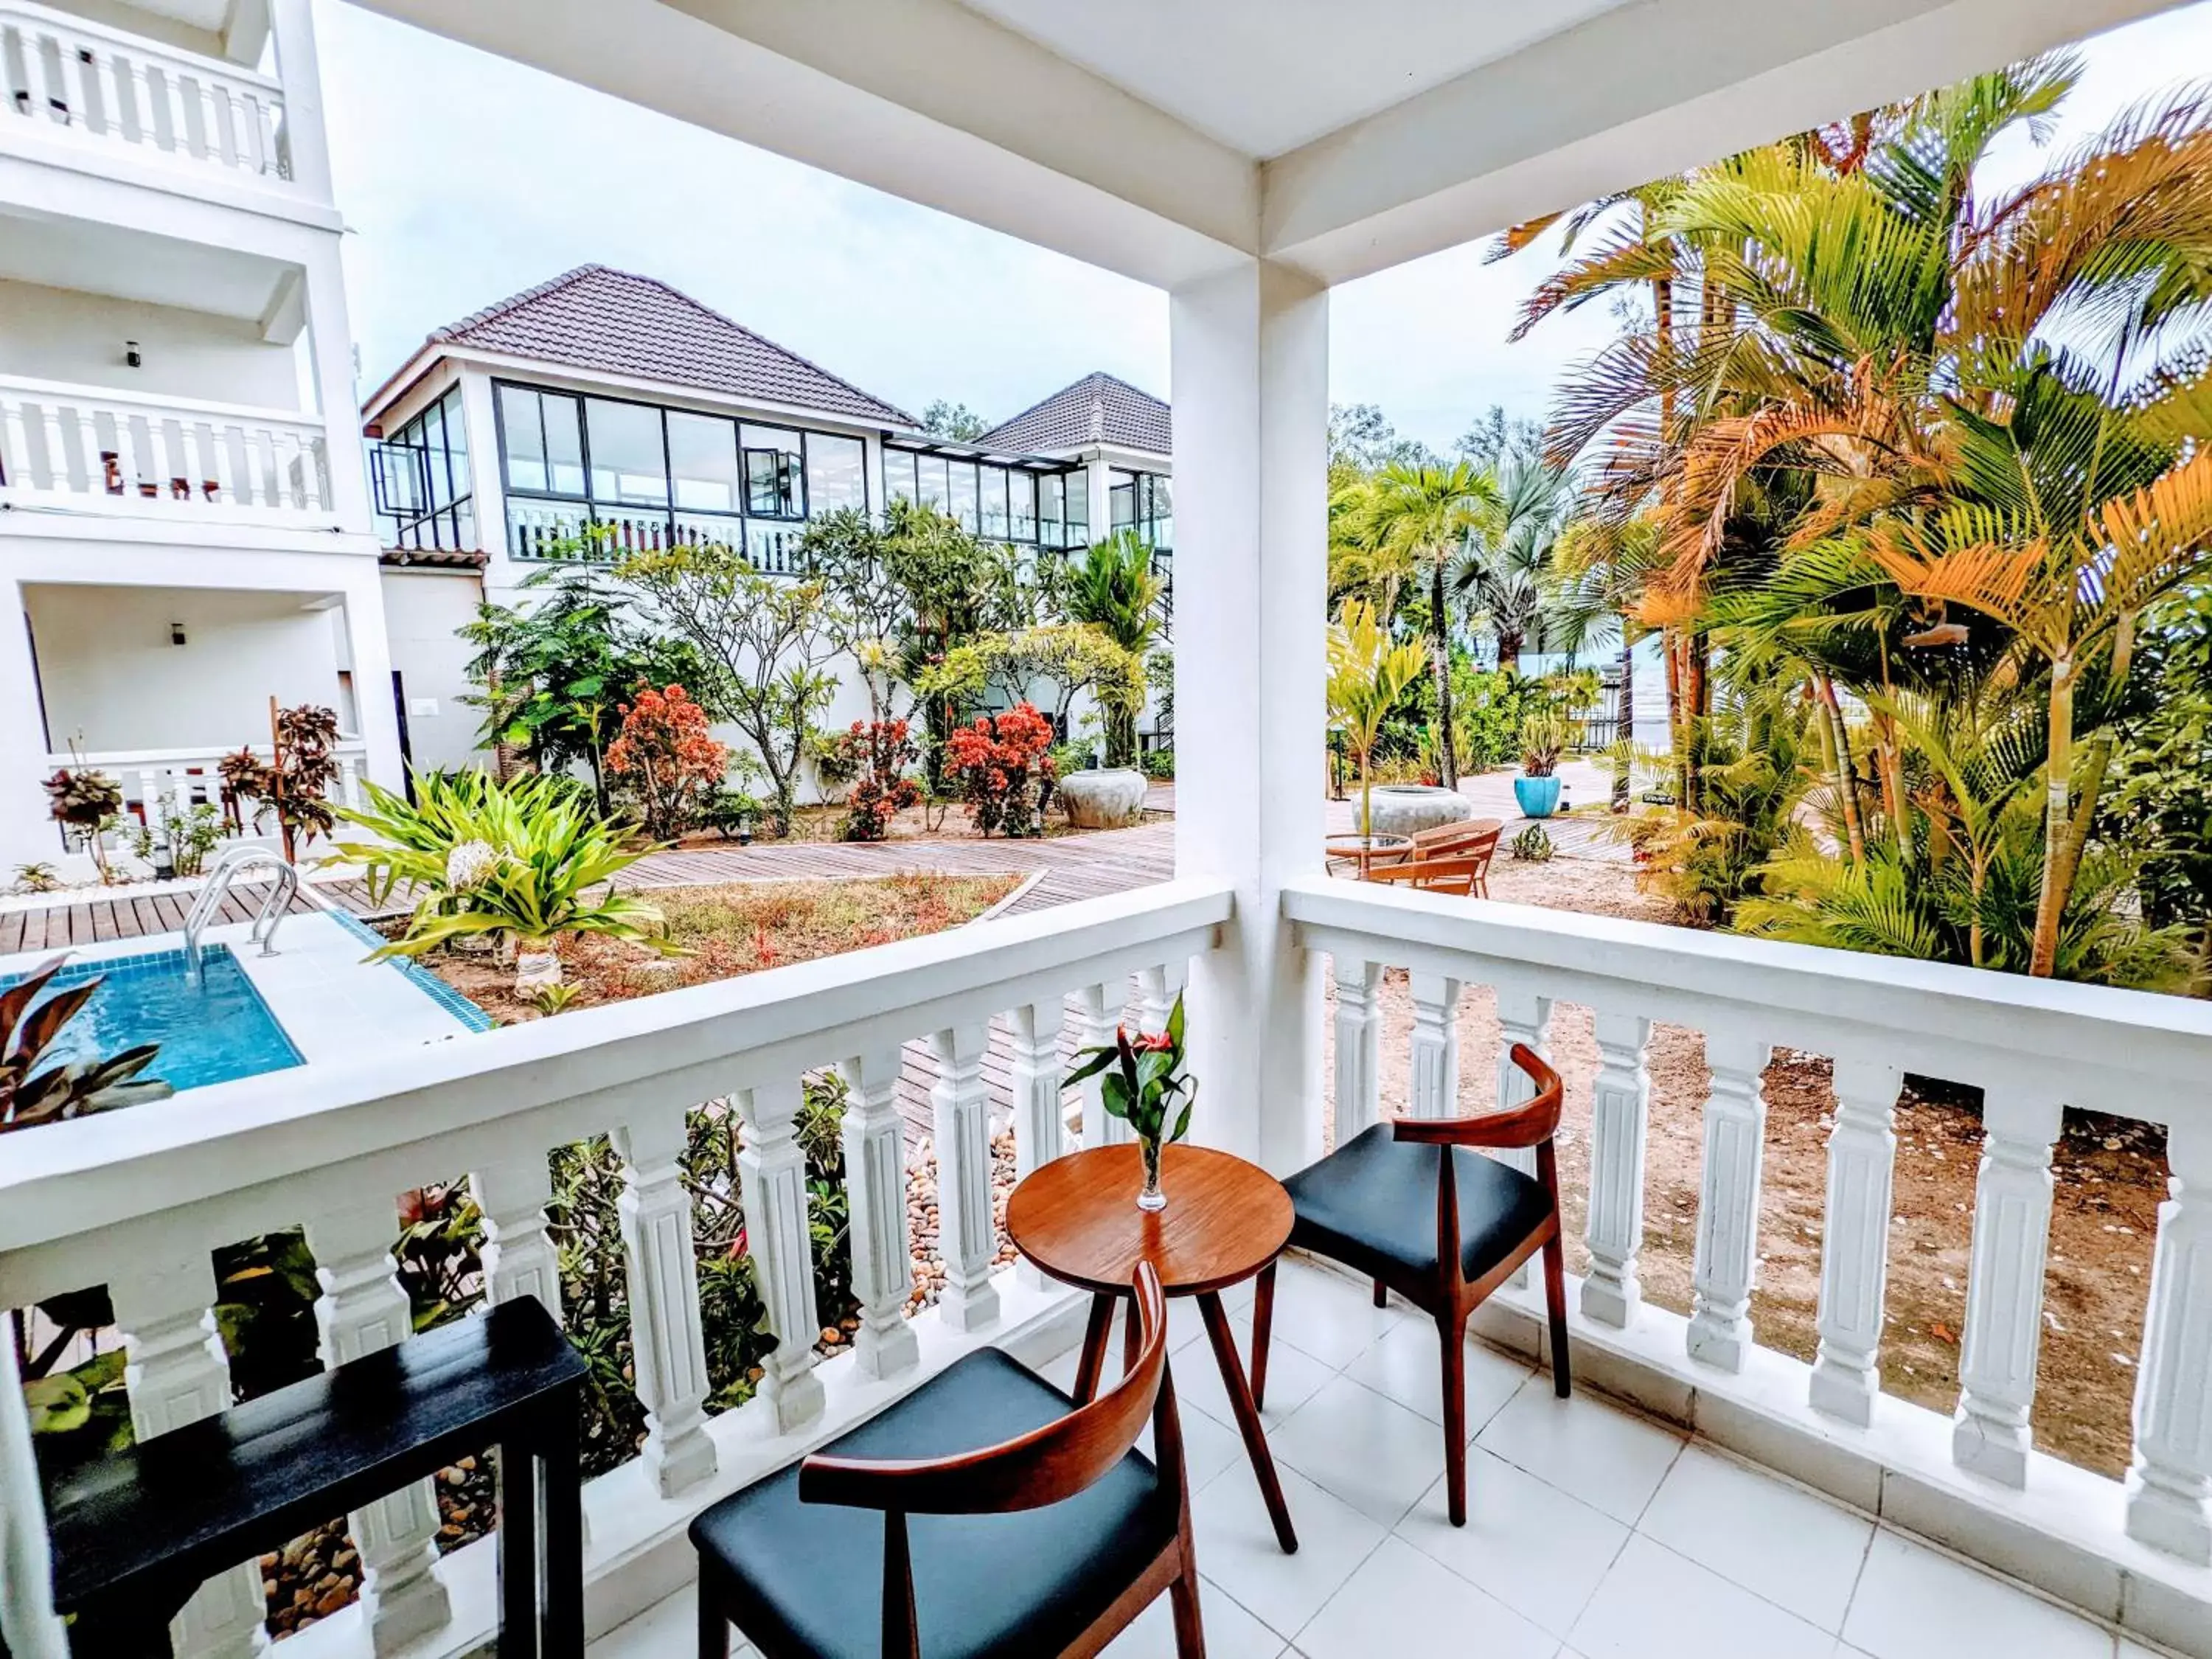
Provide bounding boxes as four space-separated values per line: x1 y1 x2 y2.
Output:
496 1439 540 1659
1196 1290 1298 1554
1071 1290 1115 1405
540 1399 585 1659
1250 1261 1278 1411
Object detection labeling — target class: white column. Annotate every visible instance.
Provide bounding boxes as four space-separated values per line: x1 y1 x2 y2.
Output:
1072 981 1127 1147
1688 1028 1770 1371
1171 258 1330 1175
1811 1054 1902 1426
335 569 406 799
736 1081 828 1433
1332 957 1383 1147
1134 959 1187 1040
929 1023 1001 1332
1583 1011 1653 1327
110 1262 267 1659
1408 973 1464 1119
2129 1113 2212 1562
1951 1087 2061 1486
1495 988 1552 1287
267 0 334 198
0 580 57 874
0 1321 69 1659
304 1203 451 1654
1009 1001 1068 1180
839 1043 920 1380
613 1103 718 1495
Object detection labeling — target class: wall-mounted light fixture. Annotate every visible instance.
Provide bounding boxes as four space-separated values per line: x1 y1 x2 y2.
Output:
170 622 187 647
124 341 142 368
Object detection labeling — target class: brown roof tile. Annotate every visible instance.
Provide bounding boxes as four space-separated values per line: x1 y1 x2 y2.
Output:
976 371 1171 457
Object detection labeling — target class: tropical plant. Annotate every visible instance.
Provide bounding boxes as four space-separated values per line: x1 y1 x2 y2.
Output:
226 704 342 860
1065 531 1166 765
917 623 1146 741
0 957 171 1135
42 767 122 883
942 702 1057 838
604 684 731 840
1453 451 1576 673
832 718 922 842
1518 712 1576 778
1512 824 1555 862
333 771 675 990
1141 748 1175 782
127 799 224 878
8 863 62 894
1327 599 1428 837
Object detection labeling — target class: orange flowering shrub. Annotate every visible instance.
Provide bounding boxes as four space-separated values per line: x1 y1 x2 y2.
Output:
835 718 922 842
606 684 731 839
943 702 1057 838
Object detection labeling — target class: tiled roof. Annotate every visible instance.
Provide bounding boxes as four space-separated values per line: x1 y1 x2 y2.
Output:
976 372 1171 457
379 547 487 570
427 265 916 428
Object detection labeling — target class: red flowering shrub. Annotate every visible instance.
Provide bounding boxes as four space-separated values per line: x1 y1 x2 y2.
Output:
605 684 731 839
835 718 922 842
943 702 1057 838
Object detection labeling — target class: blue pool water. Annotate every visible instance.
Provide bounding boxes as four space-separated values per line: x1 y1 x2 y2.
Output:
1 946 302 1092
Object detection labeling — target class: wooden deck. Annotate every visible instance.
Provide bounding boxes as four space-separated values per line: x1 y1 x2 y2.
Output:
0 883 321 957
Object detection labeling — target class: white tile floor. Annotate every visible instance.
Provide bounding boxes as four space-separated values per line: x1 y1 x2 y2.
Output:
591 1257 2154 1659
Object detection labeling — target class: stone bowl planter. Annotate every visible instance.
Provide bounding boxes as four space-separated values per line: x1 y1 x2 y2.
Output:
1057 767 1149 829
1362 784 1474 838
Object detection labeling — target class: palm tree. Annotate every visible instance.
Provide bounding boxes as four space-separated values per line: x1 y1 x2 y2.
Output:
1453 453 1574 673
1327 600 1428 838
1065 529 1165 765
1335 461 1501 787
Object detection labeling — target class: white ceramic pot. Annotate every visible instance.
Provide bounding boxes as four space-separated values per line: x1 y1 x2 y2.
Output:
514 948 563 992
1363 784 1475 838
1057 768 1150 829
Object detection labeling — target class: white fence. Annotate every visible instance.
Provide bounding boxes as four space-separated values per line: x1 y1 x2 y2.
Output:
0 377 333 523
45 741 368 827
0 880 1230 1656
0 1 290 180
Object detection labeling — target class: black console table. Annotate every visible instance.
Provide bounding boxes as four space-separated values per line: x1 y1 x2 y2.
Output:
43 1296 588 1658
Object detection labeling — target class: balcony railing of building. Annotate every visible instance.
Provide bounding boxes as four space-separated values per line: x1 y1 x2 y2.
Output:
0 0 291 181
506 498 807 575
0 376 333 524
44 740 369 835
0 879 1231 1658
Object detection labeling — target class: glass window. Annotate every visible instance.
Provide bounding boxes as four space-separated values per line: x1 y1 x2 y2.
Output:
1037 473 1064 546
588 399 668 506
667 411 741 513
742 424 803 518
916 453 950 511
1110 471 1135 532
807 434 867 515
885 448 918 504
978 466 1009 539
948 461 979 532
1065 470 1090 544
1008 470 1037 543
441 392 470 501
543 394 585 495
498 383 549 494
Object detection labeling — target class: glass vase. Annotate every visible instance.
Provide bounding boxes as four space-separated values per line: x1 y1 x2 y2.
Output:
1137 1135 1167 1211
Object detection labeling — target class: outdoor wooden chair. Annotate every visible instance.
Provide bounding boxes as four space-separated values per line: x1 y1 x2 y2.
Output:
1366 818 1502 887
1365 847 1496 898
690 1262 1203 1658
1257 1044 1570 1528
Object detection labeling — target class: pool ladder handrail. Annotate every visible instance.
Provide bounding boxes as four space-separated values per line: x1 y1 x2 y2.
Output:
182 845 299 983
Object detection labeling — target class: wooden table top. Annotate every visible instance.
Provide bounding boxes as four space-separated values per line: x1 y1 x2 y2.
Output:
1006 1144 1294 1298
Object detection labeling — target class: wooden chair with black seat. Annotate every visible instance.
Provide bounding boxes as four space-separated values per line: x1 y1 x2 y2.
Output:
1253 1043 1570 1527
690 1261 1203 1658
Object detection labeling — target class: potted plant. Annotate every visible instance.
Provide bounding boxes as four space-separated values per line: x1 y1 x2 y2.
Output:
1067 992 1196 1212
1514 712 1574 818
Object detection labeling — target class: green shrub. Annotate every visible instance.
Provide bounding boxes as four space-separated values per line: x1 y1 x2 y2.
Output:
1512 824 1554 862
1141 748 1175 781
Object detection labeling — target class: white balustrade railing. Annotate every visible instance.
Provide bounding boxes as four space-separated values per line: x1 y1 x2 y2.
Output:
0 879 1228 1656
1 1 291 180
44 740 368 832
0 376 333 521
1284 874 2212 1587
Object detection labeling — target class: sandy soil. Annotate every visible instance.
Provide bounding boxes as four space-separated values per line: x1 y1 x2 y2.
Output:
1326 852 2161 1480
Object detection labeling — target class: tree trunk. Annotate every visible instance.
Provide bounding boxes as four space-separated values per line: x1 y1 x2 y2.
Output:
1815 673 1867 866
1663 627 1687 807
2029 655 2076 978
1497 630 1524 678
1430 558 1457 790
1613 638 1635 813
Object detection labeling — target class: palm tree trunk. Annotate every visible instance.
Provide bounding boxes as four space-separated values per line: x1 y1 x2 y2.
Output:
1497 630 1524 677
1664 627 1687 806
2030 655 2076 978
1613 638 1635 812
1815 673 1867 866
1430 558 1457 790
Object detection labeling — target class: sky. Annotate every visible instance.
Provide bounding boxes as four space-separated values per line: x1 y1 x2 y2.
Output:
319 0 2212 453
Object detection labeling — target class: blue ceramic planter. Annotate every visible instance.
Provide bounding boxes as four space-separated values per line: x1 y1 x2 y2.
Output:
1514 773 1562 818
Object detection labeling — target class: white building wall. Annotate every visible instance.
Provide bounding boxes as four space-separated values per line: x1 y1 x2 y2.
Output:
0 277 304 409
379 566 486 777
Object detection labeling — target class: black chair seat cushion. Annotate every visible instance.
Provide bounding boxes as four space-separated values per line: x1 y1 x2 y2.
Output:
690 1348 1174 1659
1284 1124 1555 1286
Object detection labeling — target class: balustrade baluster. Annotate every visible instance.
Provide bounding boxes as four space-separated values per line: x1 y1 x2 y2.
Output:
94 46 133 140
1950 1088 2060 1486
737 1081 828 1433
1495 988 1552 1289
145 417 177 499
303 1203 453 1653
52 406 83 493
473 1155 561 1314
1072 981 1125 1147
209 420 240 504
126 62 160 146
111 1262 267 1659
1688 1028 1771 1371
305 434 330 512
68 44 102 133
1582 1010 1653 1327
929 1023 1001 1331
1134 959 1186 1037
1811 1054 1903 1425
338 754 361 807
839 1043 920 1380
201 80 236 165
1009 1000 1068 1179
28 30 63 122
1408 973 1463 1119
613 1102 718 1495
122 414 158 499
1332 956 1383 1146
159 66 193 156
2129 1114 2212 1562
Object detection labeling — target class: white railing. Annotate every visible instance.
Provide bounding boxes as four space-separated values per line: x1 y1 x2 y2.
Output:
1284 874 2212 1599
46 740 369 828
0 880 1229 1657
0 376 333 522
0 0 291 181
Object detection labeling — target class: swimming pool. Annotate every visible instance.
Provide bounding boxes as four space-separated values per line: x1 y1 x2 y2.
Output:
2 945 303 1093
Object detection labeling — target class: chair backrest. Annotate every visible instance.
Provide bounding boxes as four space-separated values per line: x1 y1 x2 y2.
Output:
1410 816 1504 855
1367 850 1494 895
1391 1044 1565 1291
799 1260 1170 1518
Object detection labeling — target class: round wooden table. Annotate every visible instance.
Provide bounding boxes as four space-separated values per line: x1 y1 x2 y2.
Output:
1324 830 1412 878
1006 1142 1298 1553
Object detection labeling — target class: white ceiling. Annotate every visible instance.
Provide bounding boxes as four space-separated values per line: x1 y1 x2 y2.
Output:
0 210 293 322
952 0 1633 157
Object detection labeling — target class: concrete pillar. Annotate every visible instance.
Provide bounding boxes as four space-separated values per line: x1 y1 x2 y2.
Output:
1169 259 1329 1174
1084 453 1112 550
0 582 58 874
299 242 372 531
268 0 335 201
337 567 406 795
